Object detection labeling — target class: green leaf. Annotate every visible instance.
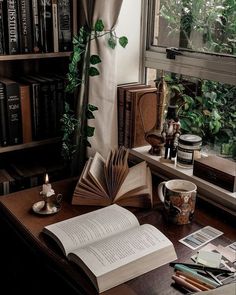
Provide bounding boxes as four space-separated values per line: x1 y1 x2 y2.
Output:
87 126 95 137
95 19 104 32
88 104 98 112
119 36 128 48
88 67 100 76
108 36 117 49
90 55 101 65
86 110 95 119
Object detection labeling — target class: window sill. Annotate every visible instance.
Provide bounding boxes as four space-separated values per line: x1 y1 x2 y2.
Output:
129 146 236 216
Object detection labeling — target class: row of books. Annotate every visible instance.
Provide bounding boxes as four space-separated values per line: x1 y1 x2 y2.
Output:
0 159 67 195
0 0 72 55
117 83 157 149
0 73 66 147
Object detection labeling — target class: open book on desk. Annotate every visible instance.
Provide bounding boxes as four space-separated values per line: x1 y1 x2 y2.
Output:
72 147 153 208
43 204 177 293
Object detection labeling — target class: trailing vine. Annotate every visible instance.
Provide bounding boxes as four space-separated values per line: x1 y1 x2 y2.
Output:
61 19 128 161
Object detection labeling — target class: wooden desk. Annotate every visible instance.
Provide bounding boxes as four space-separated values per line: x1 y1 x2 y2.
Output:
0 178 235 295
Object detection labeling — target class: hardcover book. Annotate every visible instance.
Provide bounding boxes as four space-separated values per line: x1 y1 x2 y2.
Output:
117 83 149 147
0 77 22 145
17 0 33 53
43 204 177 293
0 0 5 54
57 0 72 51
3 0 20 54
124 87 157 148
51 0 59 52
31 0 42 53
19 84 32 143
0 82 7 146
38 0 53 52
72 147 153 208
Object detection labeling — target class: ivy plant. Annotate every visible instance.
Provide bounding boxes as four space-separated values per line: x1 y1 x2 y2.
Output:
61 19 128 161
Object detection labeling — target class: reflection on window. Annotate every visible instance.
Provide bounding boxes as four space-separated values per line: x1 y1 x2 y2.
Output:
153 0 236 56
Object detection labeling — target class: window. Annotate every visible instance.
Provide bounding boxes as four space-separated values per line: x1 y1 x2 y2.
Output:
140 0 236 211
143 0 236 85
143 0 236 157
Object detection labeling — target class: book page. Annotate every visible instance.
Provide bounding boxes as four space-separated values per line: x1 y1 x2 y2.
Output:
43 204 139 256
88 152 108 194
69 224 176 277
114 161 147 201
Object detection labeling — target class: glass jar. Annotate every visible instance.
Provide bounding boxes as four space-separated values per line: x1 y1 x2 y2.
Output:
177 134 202 168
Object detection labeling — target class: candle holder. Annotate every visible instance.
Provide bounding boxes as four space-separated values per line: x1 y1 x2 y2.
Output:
32 192 63 215
32 174 63 215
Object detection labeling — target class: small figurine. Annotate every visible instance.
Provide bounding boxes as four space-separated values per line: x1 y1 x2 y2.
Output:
161 105 181 160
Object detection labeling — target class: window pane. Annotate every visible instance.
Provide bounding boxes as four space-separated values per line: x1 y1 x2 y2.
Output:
153 0 236 56
146 68 236 159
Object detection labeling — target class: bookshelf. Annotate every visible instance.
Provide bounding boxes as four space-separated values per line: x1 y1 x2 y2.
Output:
0 0 77 195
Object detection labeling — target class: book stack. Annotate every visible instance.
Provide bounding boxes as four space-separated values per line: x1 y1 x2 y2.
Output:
117 83 157 148
0 74 66 146
0 0 72 55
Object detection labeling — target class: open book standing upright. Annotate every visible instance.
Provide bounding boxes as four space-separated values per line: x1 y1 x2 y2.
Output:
43 204 177 293
72 147 153 208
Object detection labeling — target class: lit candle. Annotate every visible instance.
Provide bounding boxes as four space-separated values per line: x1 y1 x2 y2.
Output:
42 173 55 197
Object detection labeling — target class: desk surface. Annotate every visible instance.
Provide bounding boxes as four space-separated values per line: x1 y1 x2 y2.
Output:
0 178 235 295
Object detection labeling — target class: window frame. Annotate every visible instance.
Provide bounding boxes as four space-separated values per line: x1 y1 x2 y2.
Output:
142 0 236 85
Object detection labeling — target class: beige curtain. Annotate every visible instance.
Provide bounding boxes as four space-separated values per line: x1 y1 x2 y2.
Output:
82 0 123 158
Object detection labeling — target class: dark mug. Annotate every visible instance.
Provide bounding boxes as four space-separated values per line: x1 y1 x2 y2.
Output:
158 179 197 225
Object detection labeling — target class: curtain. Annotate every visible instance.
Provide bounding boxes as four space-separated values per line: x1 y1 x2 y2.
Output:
82 0 123 158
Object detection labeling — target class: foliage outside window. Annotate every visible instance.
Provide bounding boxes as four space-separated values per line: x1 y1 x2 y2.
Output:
144 0 236 159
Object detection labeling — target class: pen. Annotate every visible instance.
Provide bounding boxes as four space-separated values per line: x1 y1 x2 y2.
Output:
172 274 202 292
173 264 220 287
169 262 234 274
175 270 215 290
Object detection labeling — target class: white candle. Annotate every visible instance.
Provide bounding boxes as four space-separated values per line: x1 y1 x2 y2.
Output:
42 174 55 197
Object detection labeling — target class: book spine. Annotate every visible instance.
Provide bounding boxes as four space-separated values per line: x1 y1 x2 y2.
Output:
0 0 5 54
19 85 32 143
38 0 53 53
124 91 133 148
3 81 23 145
3 0 20 54
52 0 59 52
117 87 125 147
31 0 42 53
0 83 8 146
57 0 72 51
18 0 33 53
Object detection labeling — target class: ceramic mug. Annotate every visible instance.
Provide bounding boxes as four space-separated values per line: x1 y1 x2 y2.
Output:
158 179 197 225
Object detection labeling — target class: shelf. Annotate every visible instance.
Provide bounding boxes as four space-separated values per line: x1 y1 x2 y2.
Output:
0 137 61 154
0 52 71 62
129 145 236 216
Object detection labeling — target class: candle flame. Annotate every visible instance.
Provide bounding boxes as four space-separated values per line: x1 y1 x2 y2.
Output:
45 173 49 184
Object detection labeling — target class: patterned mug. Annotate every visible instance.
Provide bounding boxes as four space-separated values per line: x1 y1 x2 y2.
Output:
158 179 197 225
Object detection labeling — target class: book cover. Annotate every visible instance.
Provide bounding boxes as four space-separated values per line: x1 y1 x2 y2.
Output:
38 0 53 53
0 168 15 195
3 0 20 54
117 83 147 147
57 0 72 51
72 147 153 208
124 86 156 148
17 0 33 53
0 78 22 145
18 76 42 140
31 0 42 53
0 82 8 146
43 204 177 293
19 84 32 143
0 0 5 54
